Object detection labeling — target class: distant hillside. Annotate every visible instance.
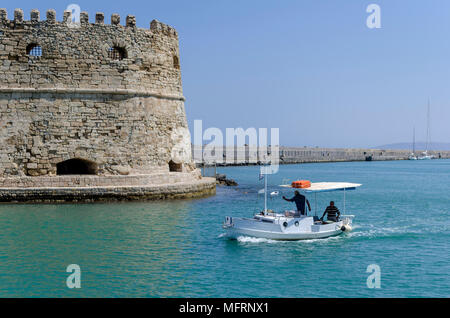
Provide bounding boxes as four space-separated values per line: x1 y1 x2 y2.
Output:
375 142 450 151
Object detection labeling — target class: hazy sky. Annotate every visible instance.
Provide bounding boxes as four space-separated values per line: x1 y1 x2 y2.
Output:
6 0 450 147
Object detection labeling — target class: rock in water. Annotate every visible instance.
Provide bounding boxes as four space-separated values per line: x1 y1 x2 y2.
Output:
216 174 238 186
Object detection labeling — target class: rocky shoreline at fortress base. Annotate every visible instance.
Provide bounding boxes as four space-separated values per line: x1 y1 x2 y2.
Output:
0 174 216 203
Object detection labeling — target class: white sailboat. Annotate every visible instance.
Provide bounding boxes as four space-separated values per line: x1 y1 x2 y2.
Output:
418 100 434 160
408 127 417 160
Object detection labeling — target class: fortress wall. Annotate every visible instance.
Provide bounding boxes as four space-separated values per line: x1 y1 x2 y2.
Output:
0 93 191 177
0 9 194 179
0 9 217 201
0 171 202 188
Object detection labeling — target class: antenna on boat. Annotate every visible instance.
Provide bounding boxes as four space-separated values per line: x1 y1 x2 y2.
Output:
264 170 268 214
260 163 270 215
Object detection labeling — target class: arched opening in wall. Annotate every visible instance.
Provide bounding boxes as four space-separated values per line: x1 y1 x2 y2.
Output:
169 160 183 172
108 46 127 60
26 43 42 57
173 55 180 69
56 159 98 176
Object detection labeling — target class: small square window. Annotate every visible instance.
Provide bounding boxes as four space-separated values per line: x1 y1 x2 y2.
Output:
27 44 42 57
108 47 127 60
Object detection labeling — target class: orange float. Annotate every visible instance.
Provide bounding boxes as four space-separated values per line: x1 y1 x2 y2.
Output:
291 180 311 189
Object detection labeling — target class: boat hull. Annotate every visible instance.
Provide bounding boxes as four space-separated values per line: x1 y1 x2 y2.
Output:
225 227 344 240
223 215 353 241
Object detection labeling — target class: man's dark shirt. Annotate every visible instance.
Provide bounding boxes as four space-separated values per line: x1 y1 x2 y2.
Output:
324 205 340 220
286 194 306 214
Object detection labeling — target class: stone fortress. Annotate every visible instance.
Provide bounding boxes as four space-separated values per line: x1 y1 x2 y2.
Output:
0 8 216 202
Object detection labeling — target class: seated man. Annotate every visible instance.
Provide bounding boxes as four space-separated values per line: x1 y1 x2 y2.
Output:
282 191 311 217
320 201 340 223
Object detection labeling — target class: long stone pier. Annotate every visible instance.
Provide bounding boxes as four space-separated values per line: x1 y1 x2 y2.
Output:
192 145 450 166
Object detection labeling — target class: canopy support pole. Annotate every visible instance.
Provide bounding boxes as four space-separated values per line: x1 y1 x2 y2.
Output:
344 188 346 214
315 192 317 217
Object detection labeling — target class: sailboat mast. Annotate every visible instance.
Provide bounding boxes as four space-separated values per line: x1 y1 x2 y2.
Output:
413 126 415 154
426 100 431 152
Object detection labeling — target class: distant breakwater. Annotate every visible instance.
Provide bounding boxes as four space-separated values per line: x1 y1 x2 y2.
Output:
192 146 450 166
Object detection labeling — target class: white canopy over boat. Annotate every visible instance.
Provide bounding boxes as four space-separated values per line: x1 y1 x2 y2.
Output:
280 182 362 193
280 182 362 218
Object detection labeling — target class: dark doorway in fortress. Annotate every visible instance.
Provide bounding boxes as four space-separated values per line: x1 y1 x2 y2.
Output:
57 159 98 176
169 160 183 172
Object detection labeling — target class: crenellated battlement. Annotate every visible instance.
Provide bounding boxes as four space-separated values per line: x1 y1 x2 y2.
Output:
0 8 182 95
150 19 178 37
0 8 177 37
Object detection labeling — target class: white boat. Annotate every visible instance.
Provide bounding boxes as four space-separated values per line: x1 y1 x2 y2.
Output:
418 151 433 160
223 174 362 241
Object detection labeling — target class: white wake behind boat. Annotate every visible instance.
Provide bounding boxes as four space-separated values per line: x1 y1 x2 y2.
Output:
223 177 362 241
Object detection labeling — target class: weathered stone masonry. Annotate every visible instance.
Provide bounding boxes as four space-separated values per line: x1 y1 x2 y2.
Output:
0 9 216 201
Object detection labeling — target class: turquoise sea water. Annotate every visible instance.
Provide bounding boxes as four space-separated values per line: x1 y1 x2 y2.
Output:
0 160 449 298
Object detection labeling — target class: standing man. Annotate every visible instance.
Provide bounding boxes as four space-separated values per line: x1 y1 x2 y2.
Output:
283 191 311 216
